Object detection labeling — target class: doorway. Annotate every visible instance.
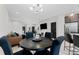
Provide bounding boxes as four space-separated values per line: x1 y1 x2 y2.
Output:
51 22 56 38
32 26 35 33
22 26 26 34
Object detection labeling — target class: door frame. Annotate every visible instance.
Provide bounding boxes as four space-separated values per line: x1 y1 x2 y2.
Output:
51 22 56 38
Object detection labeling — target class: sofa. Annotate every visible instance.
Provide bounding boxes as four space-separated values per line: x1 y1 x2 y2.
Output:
7 32 22 46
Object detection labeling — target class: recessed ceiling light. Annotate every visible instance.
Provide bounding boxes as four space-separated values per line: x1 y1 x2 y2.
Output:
16 12 20 14
70 13 74 16
29 7 33 11
69 10 75 16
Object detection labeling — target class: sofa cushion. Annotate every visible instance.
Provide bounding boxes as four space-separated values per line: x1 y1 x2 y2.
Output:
8 36 22 46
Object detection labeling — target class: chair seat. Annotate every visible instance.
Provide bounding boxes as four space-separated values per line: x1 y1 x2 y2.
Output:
13 50 32 55
65 40 73 43
13 50 24 55
34 49 50 55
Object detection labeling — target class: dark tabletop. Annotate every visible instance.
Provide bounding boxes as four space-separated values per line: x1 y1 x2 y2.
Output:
19 37 53 50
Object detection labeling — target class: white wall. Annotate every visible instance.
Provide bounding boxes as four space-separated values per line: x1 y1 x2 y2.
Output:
0 5 12 37
37 17 56 35
36 15 65 37
56 15 65 37
0 4 65 37
10 15 65 37
11 18 38 34
12 21 23 34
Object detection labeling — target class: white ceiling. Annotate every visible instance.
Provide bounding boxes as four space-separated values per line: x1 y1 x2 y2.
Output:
6 4 79 24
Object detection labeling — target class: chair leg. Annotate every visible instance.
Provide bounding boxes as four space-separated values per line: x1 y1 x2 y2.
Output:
23 48 32 55
69 43 71 55
64 41 73 55
64 40 66 50
73 45 75 55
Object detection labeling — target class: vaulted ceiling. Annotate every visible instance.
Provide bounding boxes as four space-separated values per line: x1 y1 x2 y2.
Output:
6 4 79 24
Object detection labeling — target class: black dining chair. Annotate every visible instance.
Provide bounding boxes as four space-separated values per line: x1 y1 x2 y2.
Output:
0 36 32 55
34 49 50 55
22 34 26 39
64 33 73 54
45 32 53 39
50 36 64 55
73 35 79 55
26 32 33 39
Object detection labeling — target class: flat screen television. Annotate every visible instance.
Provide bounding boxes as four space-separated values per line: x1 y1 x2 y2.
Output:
40 23 47 29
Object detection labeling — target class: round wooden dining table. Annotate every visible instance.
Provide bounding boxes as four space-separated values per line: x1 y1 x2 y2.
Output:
19 37 52 50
